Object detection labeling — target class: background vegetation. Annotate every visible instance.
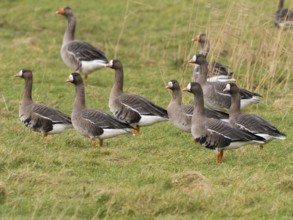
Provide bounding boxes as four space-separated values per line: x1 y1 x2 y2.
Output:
0 0 292 219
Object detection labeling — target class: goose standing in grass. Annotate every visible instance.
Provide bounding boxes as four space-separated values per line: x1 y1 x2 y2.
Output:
223 83 286 148
166 79 228 132
188 54 261 112
273 0 293 28
66 72 133 148
183 82 266 163
106 60 168 134
56 6 108 85
192 32 235 83
16 70 72 139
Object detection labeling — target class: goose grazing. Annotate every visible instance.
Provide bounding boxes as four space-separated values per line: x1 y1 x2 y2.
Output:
106 60 168 134
223 83 286 148
16 69 72 139
188 54 261 112
273 0 293 28
192 32 235 83
183 82 266 163
56 6 108 85
166 79 229 132
66 72 133 148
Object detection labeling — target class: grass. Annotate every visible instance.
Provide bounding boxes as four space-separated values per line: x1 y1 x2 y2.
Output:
0 0 293 219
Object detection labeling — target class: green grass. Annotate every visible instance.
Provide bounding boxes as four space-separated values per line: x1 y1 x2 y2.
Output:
1 0 293 219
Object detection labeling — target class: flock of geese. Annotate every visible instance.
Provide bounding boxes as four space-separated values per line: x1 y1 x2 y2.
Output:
17 4 288 163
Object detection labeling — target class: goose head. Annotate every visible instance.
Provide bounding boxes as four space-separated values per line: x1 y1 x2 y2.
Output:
56 6 74 18
223 83 239 94
188 54 207 65
105 59 123 69
166 80 180 90
15 69 32 79
192 32 207 43
66 72 82 85
182 82 202 94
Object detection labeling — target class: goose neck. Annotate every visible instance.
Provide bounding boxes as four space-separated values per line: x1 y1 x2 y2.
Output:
171 89 182 105
200 40 210 57
73 82 86 111
193 90 205 117
197 62 208 83
112 67 124 95
22 77 33 103
229 91 241 120
63 15 76 44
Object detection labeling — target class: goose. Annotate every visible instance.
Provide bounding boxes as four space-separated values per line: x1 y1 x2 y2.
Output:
16 69 72 138
188 54 261 112
183 82 266 163
56 6 108 85
106 59 168 134
66 72 133 148
166 79 229 132
223 83 286 148
192 32 235 83
273 0 293 28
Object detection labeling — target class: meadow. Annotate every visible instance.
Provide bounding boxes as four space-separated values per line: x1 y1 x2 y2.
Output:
0 0 293 219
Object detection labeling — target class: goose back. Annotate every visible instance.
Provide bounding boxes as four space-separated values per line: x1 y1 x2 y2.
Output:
107 60 168 128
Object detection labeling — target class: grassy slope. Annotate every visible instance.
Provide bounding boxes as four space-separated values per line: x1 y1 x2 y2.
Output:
0 0 293 219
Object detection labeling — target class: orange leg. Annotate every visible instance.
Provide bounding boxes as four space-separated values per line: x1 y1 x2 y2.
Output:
217 150 223 163
42 133 48 140
259 145 264 150
99 139 103 147
91 139 96 149
132 125 140 136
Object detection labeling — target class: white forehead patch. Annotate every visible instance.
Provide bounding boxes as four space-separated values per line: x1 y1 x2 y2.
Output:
18 70 23 77
225 83 231 91
167 81 173 88
191 55 197 62
68 74 74 82
108 60 114 67
187 83 191 91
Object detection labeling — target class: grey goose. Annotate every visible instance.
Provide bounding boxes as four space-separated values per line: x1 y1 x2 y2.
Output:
66 72 133 148
106 60 168 134
16 70 72 138
223 83 286 148
183 82 266 163
56 6 108 85
166 79 229 133
192 32 235 83
188 54 261 112
273 0 293 28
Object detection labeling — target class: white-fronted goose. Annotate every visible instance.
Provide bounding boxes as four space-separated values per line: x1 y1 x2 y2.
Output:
66 72 132 148
188 54 261 112
106 60 168 134
192 32 235 83
273 0 293 28
166 80 228 132
56 6 108 85
16 70 72 138
223 83 286 148
183 82 266 163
